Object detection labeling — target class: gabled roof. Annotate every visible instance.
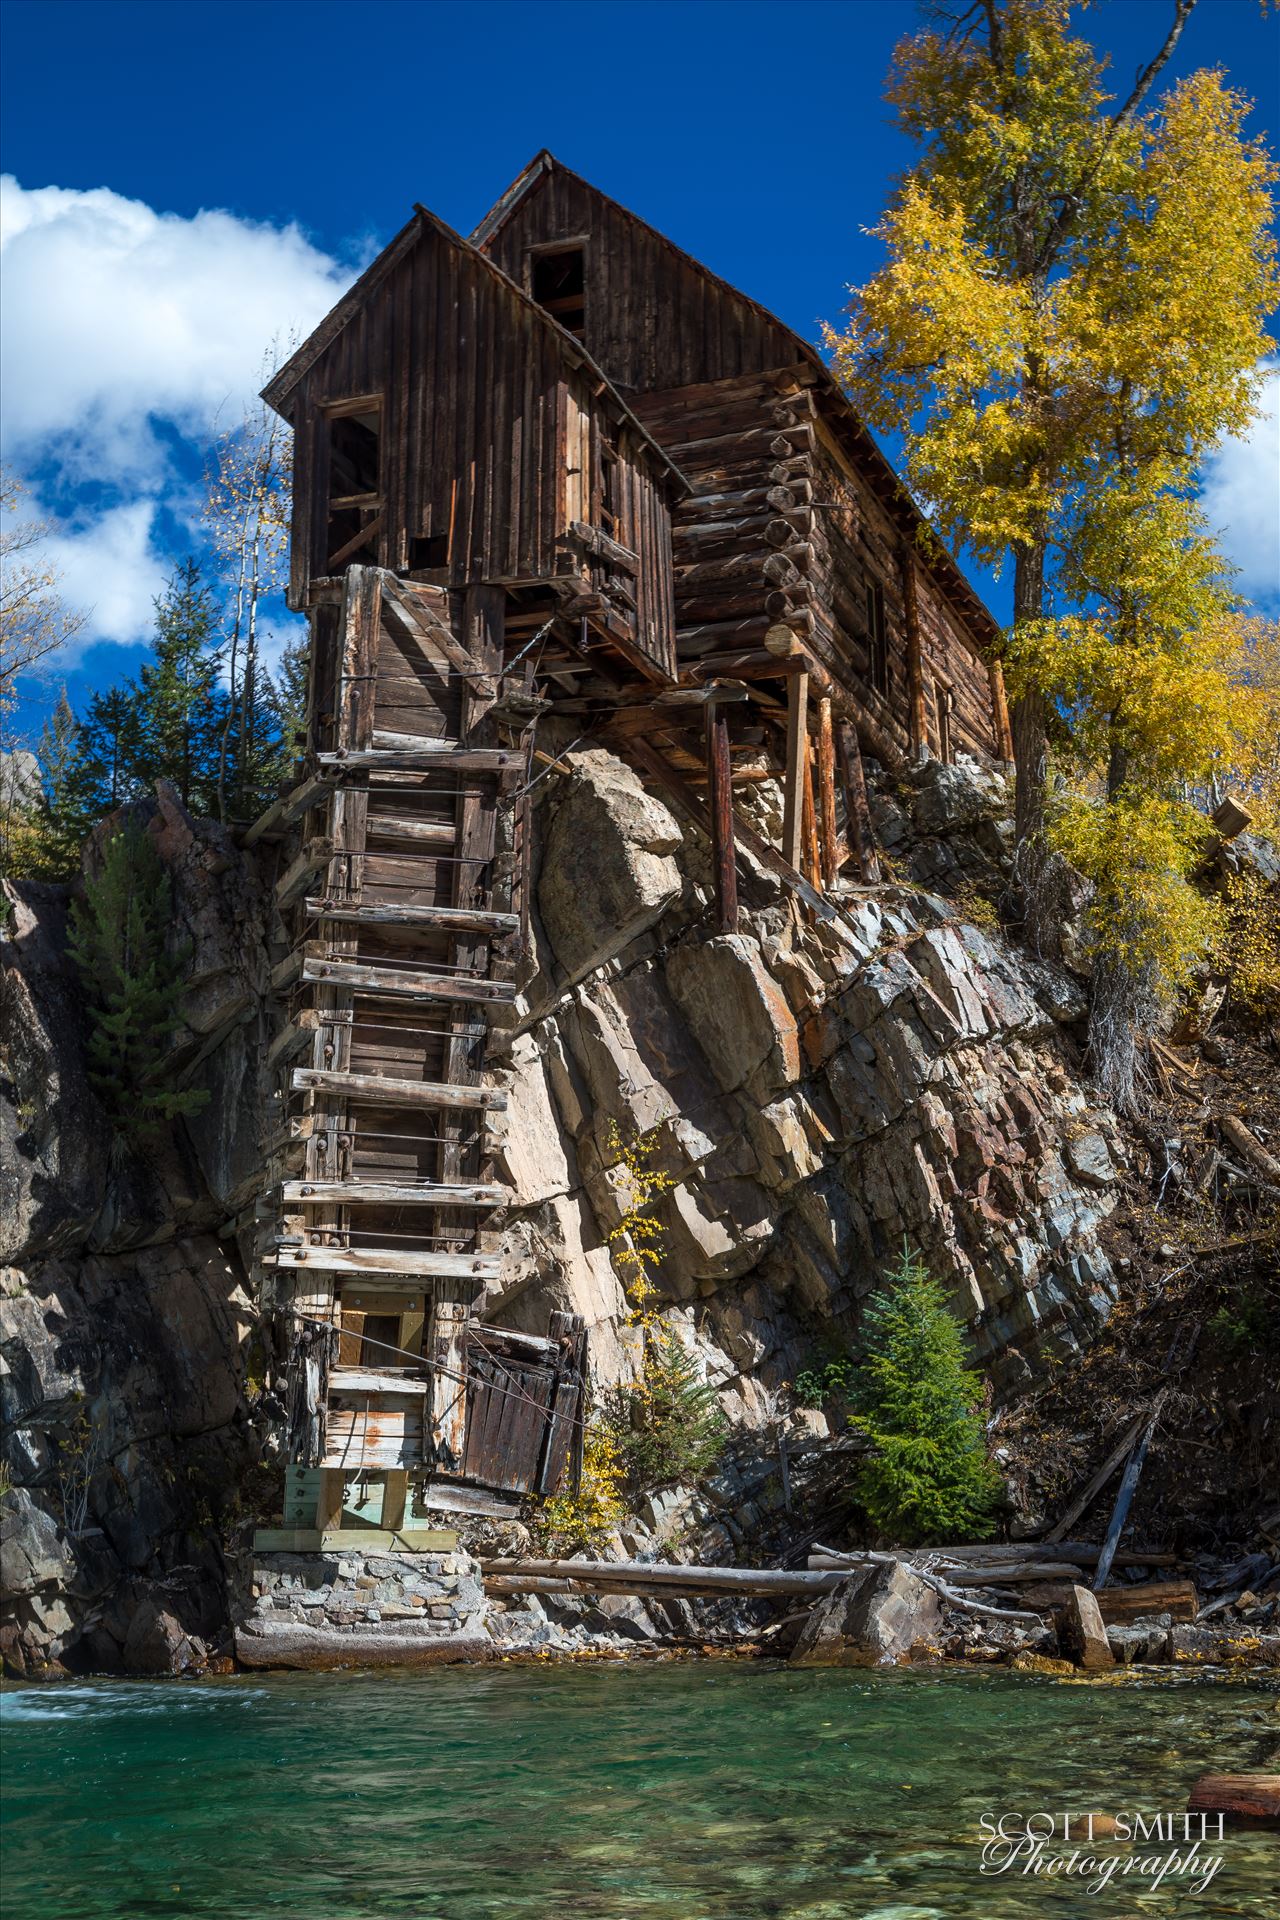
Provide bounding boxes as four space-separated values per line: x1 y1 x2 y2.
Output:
261 200 688 496
472 152 1000 647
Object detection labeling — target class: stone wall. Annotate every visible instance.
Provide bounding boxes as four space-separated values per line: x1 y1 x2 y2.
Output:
235 1548 489 1668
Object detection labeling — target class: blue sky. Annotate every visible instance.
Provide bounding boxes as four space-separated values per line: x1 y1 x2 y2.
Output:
3 0 1277 746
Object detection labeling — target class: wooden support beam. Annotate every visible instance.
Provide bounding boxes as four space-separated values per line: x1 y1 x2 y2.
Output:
242 773 331 849
267 1009 321 1073
382 575 495 692
303 898 520 937
898 541 928 760
801 734 822 890
429 1297 469 1471
319 744 522 773
282 1180 506 1208
836 721 881 886
270 1244 499 1281
781 669 809 870
290 1066 507 1111
817 696 840 887
989 658 1015 762
274 838 330 908
704 695 738 934
299 956 517 1005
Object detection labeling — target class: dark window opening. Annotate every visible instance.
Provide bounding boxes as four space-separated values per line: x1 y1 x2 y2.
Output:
936 682 955 763
866 579 889 698
600 449 618 536
531 246 586 338
359 1313 402 1370
324 400 382 572
409 533 449 570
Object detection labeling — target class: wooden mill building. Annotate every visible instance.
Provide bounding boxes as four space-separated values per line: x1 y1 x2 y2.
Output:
247 153 1009 1547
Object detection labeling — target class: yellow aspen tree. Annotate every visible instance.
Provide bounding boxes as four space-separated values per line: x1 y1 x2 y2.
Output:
827 0 1276 954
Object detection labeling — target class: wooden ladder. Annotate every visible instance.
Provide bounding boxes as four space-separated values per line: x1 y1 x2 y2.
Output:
255 566 527 1477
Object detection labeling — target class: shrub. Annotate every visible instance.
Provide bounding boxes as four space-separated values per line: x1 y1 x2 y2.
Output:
850 1247 1000 1544
534 1421 625 1552
1220 865 1280 1017
606 1323 727 1493
67 818 208 1141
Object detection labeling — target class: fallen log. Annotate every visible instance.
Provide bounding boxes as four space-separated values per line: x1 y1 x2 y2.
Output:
1092 1396 1166 1592
1187 1774 1280 1829
1095 1580 1199 1624
1044 1417 1147 1543
480 1558 842 1599
808 1553 1083 1585
1219 1113 1280 1186
808 1542 1176 1571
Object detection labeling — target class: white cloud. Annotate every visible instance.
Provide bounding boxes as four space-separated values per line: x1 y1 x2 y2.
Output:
0 178 354 667
1200 361 1280 607
41 499 169 651
0 176 351 482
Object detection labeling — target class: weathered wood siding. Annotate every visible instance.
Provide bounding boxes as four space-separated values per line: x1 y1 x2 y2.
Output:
479 169 798 392
283 218 676 682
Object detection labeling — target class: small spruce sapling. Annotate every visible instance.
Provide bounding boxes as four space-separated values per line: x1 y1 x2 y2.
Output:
850 1247 1000 1544
67 818 209 1141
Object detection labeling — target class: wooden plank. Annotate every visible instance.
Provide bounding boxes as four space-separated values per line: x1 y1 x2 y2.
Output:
705 695 738 934
817 696 839 887
272 1244 500 1280
898 541 928 758
1044 1416 1145 1543
329 1370 431 1397
242 773 331 848
303 897 520 937
274 838 330 907
364 813 456 849
290 1066 506 1111
300 955 515 1005
282 1179 506 1208
1092 1397 1165 1591
781 669 808 870
429 1297 469 1471
319 744 522 772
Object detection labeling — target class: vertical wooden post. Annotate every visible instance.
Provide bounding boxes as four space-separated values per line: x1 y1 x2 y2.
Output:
989 658 1014 762
782 668 809 870
837 720 881 886
316 1467 345 1536
428 1296 469 1472
817 695 839 886
898 542 928 760
381 1469 408 1537
801 737 822 890
704 694 738 933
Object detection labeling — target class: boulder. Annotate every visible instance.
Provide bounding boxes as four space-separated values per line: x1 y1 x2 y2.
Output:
122 1597 206 1675
666 934 801 1097
1061 1584 1115 1669
1107 1619 1172 1665
791 1559 942 1667
537 749 683 980
0 1488 74 1596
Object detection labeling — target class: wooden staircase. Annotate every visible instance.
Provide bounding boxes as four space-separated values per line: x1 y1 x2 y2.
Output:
244 566 585 1522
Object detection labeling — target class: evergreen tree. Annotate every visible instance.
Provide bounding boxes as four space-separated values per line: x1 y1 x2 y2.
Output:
851 1248 1000 1544
25 693 100 877
78 684 144 814
267 631 309 780
607 1324 728 1493
133 560 225 814
67 818 209 1140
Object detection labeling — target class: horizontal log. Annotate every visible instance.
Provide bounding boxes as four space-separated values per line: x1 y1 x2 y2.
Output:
299 956 516 1004
364 813 456 849
806 1553 1081 1586
281 1179 506 1208
329 1369 431 1396
319 745 522 773
242 774 331 848
303 898 519 937
269 1244 500 1280
809 1543 1177 1570
290 1066 507 1111
1187 1774 1280 1827
266 1010 321 1072
1094 1580 1199 1623
569 519 639 574
481 1556 840 1598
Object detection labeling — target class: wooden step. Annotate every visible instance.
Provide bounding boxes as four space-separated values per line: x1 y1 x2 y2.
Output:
281 1179 507 1208
303 898 520 937
319 744 523 774
365 814 456 850
299 956 517 1004
243 773 331 848
267 1244 500 1281
290 1066 506 1111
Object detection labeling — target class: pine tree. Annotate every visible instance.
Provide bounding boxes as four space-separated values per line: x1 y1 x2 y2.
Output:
133 560 225 814
851 1248 1000 1544
67 818 209 1140
607 1324 728 1493
25 693 100 877
78 684 144 814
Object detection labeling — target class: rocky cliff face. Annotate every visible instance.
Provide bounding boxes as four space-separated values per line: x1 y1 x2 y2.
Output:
490 742 1121 1414
1 786 272 1675
1 750 1128 1672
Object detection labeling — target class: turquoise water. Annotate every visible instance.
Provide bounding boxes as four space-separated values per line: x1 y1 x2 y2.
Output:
1 1664 1276 1919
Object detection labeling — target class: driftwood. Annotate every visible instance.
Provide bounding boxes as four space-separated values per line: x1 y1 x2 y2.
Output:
1092 1396 1166 1592
1219 1114 1280 1186
1044 1416 1147 1543
810 1542 1175 1570
810 1546 1047 1624
809 1553 1083 1586
1187 1774 1280 1829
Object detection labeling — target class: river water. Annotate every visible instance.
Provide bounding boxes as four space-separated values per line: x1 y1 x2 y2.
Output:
1 1664 1276 1918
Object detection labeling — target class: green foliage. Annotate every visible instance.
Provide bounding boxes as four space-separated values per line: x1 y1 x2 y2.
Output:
792 1352 856 1410
604 1323 728 1494
850 1247 1000 1545
67 818 208 1141
1208 1288 1277 1358
533 1421 626 1553
131 560 225 814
